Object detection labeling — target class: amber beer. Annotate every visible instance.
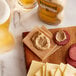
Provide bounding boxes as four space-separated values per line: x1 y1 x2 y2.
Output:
0 0 10 29
0 17 10 29
18 0 37 9
0 0 15 54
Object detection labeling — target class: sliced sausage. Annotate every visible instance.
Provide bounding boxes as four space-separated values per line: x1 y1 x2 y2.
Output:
66 56 76 68
54 30 70 46
69 43 76 61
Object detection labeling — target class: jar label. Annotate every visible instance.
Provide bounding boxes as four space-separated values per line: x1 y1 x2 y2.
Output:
38 0 63 13
37 0 63 24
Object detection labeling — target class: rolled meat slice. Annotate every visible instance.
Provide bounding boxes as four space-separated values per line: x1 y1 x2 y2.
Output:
69 44 76 61
66 56 76 68
54 30 70 46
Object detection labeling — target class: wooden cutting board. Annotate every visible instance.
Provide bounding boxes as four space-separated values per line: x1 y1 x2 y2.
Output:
22 26 76 72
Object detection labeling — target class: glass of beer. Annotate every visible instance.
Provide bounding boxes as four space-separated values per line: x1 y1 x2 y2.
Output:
18 0 37 9
0 0 15 54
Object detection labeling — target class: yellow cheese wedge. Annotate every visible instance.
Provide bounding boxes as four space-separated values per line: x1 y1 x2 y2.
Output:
42 64 46 76
35 64 46 76
63 64 76 76
55 63 66 76
35 68 42 76
27 61 44 76
46 63 59 76
60 63 66 72
55 68 62 76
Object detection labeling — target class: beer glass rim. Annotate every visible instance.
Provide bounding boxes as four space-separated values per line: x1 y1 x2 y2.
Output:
0 0 10 24
18 0 37 9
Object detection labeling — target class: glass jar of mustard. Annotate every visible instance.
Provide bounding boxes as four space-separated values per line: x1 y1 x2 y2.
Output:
37 0 65 25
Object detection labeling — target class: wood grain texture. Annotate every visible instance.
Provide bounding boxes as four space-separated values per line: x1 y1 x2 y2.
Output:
22 26 76 72
23 26 61 60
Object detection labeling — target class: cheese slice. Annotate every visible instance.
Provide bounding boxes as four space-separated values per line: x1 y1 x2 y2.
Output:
63 64 76 76
27 61 44 76
55 63 66 76
35 68 42 76
35 64 46 76
60 63 66 72
55 68 62 76
46 63 59 76
42 64 46 76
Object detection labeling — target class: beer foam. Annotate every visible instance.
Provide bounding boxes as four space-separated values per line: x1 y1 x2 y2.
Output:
0 0 10 24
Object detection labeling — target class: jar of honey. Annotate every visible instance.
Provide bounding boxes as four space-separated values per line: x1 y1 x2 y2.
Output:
37 0 65 25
